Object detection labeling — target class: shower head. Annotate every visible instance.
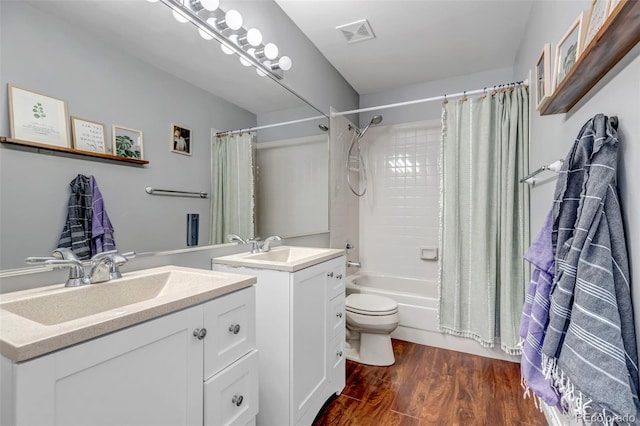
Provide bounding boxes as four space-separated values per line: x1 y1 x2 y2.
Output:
358 114 383 138
318 123 329 132
370 115 383 125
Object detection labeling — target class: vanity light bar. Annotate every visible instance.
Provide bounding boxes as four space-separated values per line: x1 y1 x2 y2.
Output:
156 0 287 80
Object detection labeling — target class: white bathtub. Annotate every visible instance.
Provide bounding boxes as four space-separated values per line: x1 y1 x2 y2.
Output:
346 272 521 362
346 272 438 336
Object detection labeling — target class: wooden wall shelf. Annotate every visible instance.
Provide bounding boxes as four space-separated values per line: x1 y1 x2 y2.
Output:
0 137 149 165
541 0 640 115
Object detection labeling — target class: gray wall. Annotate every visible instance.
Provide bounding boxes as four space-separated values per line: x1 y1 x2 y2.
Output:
0 1 256 270
513 1 640 357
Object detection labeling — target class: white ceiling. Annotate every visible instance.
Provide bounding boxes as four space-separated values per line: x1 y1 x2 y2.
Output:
275 0 534 95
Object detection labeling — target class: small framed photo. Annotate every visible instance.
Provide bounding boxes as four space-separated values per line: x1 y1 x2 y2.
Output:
7 84 70 148
71 116 107 154
554 13 585 90
584 0 611 49
535 43 552 111
171 123 192 156
113 125 143 159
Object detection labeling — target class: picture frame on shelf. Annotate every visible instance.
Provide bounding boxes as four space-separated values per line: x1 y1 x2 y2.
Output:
71 116 107 154
535 43 552 111
171 123 192 156
7 84 70 148
113 125 143 159
553 13 585 90
583 0 611 49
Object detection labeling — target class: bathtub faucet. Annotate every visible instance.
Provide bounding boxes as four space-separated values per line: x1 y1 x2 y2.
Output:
347 260 361 268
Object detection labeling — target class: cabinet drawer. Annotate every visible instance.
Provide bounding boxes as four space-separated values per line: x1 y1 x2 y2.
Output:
204 286 256 378
326 259 345 300
328 295 345 339
204 350 259 426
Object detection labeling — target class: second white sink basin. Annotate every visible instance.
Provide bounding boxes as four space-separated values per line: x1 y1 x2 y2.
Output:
213 246 344 272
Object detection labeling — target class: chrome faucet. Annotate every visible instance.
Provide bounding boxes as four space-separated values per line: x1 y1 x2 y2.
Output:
25 249 135 287
248 235 282 253
262 235 282 252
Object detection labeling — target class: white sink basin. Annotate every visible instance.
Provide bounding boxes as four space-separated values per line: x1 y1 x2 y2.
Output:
213 246 344 272
0 265 255 362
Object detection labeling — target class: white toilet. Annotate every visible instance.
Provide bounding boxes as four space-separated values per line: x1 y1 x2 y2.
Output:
344 293 400 366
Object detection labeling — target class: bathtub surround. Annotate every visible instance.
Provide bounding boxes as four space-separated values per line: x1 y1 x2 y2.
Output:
439 86 530 354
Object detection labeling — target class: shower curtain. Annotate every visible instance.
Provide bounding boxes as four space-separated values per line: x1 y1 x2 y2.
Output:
438 86 530 354
210 132 256 245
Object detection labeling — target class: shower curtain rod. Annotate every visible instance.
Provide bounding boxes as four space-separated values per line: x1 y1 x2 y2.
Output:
331 80 528 117
216 114 327 136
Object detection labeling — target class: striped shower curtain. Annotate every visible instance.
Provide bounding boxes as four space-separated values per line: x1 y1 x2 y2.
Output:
438 86 530 354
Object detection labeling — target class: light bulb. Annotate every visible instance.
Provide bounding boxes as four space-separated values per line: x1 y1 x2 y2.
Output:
146 0 159 3
172 9 189 23
220 34 238 55
198 27 214 40
256 65 268 77
278 56 292 71
239 56 252 67
200 0 218 11
264 43 278 60
225 10 243 31
246 28 262 47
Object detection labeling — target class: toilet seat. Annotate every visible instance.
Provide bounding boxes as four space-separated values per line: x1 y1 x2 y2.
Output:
346 294 398 316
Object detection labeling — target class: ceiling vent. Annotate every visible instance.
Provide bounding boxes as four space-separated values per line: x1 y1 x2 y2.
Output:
336 19 375 44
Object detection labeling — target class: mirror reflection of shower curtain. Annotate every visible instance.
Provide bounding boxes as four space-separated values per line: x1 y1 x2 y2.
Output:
210 132 256 245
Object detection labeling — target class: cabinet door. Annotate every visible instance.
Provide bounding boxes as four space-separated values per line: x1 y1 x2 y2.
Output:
204 350 259 426
203 286 256 379
291 263 328 423
328 334 346 395
13 307 203 426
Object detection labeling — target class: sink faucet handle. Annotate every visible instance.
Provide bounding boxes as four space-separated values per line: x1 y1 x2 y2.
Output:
52 247 81 261
227 234 247 244
43 258 86 287
25 256 57 264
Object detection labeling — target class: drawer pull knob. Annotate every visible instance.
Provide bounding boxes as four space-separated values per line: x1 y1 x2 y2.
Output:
232 394 244 407
336 274 343 279
229 324 241 334
327 272 334 278
193 328 207 340
336 312 343 318
337 350 343 358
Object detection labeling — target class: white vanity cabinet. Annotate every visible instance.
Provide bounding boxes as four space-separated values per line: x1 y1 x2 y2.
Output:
212 255 346 426
1 286 258 426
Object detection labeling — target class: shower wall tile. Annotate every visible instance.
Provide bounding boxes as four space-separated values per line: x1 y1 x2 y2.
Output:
359 120 441 284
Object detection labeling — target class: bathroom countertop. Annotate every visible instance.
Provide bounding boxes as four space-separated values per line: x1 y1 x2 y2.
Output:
0 265 256 362
212 246 345 272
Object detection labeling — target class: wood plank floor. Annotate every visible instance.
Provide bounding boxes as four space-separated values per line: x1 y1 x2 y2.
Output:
313 339 547 426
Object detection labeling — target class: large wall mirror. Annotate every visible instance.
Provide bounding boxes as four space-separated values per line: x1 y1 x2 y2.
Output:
0 0 329 270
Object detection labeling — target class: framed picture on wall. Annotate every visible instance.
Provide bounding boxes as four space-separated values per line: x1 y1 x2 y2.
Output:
7 84 70 148
71 116 107 154
535 43 552 111
113 125 143 159
171 123 192 156
583 0 611 49
553 13 585 90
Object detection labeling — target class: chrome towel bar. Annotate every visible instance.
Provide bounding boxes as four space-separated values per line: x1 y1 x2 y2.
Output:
145 186 208 198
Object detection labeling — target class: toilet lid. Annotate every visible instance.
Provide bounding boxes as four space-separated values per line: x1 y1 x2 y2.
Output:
346 293 398 314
